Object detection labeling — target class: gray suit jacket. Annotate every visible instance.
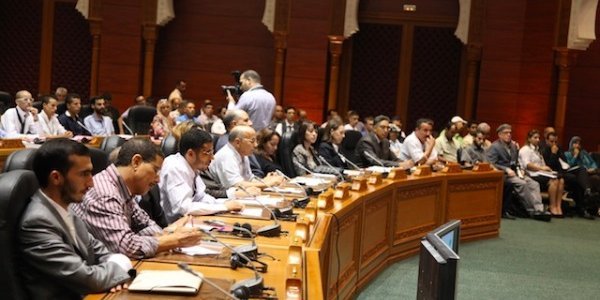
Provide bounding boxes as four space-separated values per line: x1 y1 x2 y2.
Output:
486 140 519 173
18 190 129 299
355 133 399 167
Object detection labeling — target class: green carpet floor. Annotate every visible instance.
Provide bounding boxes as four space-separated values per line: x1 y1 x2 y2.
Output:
357 217 600 299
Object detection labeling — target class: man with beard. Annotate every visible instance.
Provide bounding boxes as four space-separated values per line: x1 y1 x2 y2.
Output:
58 93 92 136
18 139 131 298
459 130 488 166
83 96 115 135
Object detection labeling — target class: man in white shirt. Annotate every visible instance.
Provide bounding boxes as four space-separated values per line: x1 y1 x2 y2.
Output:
38 95 73 138
159 128 244 223
1 90 39 136
400 118 438 166
210 125 283 188
84 96 115 136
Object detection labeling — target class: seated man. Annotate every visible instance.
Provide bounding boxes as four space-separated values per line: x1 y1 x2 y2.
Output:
176 100 196 124
210 125 283 189
19 139 130 298
1 90 39 136
72 138 203 258
459 130 488 166
160 128 243 223
435 121 461 163
37 94 73 138
487 124 550 221
355 115 413 168
83 96 115 136
399 118 438 166
58 93 92 136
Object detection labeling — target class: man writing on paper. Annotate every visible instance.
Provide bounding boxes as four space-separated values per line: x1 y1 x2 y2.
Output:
18 139 131 298
159 128 245 223
72 138 203 258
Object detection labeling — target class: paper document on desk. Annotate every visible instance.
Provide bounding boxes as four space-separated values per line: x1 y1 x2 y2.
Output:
237 195 285 207
290 176 329 186
366 166 392 173
178 241 224 256
263 186 304 195
128 270 201 294
343 170 362 177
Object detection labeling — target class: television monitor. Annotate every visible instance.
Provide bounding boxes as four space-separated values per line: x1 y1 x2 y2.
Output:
416 220 461 300
431 219 461 254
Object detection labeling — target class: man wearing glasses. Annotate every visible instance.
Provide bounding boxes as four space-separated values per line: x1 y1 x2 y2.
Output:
210 125 283 188
159 128 244 223
1 90 39 136
356 115 414 168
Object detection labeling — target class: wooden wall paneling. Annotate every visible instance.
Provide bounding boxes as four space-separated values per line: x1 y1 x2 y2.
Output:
273 0 291 103
88 0 102 97
141 0 158 98
39 0 56 95
335 39 354 118
396 24 412 124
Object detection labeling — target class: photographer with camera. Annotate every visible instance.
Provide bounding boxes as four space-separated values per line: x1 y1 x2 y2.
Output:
226 70 276 131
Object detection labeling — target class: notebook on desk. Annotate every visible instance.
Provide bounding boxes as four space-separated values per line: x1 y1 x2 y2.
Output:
128 270 202 294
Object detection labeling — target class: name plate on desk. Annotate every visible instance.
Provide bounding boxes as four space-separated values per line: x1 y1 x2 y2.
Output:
387 167 407 180
351 177 368 191
368 173 383 185
318 189 334 210
334 183 351 200
473 162 492 172
304 199 318 223
441 162 462 173
413 165 432 176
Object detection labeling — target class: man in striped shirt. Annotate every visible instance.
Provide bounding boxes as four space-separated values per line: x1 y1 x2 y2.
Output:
72 138 203 258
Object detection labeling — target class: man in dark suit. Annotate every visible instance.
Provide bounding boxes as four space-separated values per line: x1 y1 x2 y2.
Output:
355 115 414 168
18 139 130 299
486 124 550 221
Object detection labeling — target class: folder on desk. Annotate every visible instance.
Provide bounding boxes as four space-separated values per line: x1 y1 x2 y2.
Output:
128 270 202 294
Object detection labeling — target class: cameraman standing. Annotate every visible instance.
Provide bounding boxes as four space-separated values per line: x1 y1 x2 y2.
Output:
227 70 275 131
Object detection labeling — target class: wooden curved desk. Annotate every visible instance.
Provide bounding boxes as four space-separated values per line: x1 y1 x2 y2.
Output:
304 170 503 299
84 170 502 300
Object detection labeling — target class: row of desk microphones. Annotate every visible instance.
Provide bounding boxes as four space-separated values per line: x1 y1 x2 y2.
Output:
238 185 282 238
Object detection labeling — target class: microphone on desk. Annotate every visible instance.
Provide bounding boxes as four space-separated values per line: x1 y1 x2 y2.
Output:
338 152 362 171
178 262 242 300
317 155 345 182
274 169 311 208
76 120 93 135
121 120 135 135
293 160 316 176
250 175 295 219
238 185 282 237
364 151 387 168
199 229 267 299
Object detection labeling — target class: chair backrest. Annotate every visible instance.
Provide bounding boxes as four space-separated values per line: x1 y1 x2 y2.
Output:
277 130 298 178
315 127 326 150
138 185 168 228
79 104 93 120
161 133 179 156
88 147 109 175
3 149 37 172
56 102 67 116
0 91 12 115
32 101 43 112
0 170 39 299
126 105 157 135
341 130 363 164
100 135 126 154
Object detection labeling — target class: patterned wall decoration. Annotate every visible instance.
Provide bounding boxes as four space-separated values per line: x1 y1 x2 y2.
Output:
0 0 42 99
51 2 92 101
407 26 461 132
348 23 402 119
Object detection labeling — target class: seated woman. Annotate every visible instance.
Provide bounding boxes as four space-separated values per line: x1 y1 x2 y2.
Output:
318 118 347 169
565 136 600 194
150 99 174 139
292 121 340 176
254 128 283 174
519 130 565 217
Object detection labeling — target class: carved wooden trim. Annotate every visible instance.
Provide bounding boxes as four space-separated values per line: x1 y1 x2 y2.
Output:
461 214 497 225
362 197 390 263
397 186 439 199
448 181 498 192
394 224 436 241
327 35 345 111
360 12 457 27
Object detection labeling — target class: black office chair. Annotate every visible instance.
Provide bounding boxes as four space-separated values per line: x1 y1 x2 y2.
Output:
32 101 43 112
138 185 168 228
277 130 298 178
341 130 363 164
126 106 157 135
0 170 39 300
3 149 37 172
89 148 109 175
56 102 67 116
161 133 178 156
100 135 126 155
212 134 220 150
79 104 93 121
0 91 12 115
315 127 326 150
